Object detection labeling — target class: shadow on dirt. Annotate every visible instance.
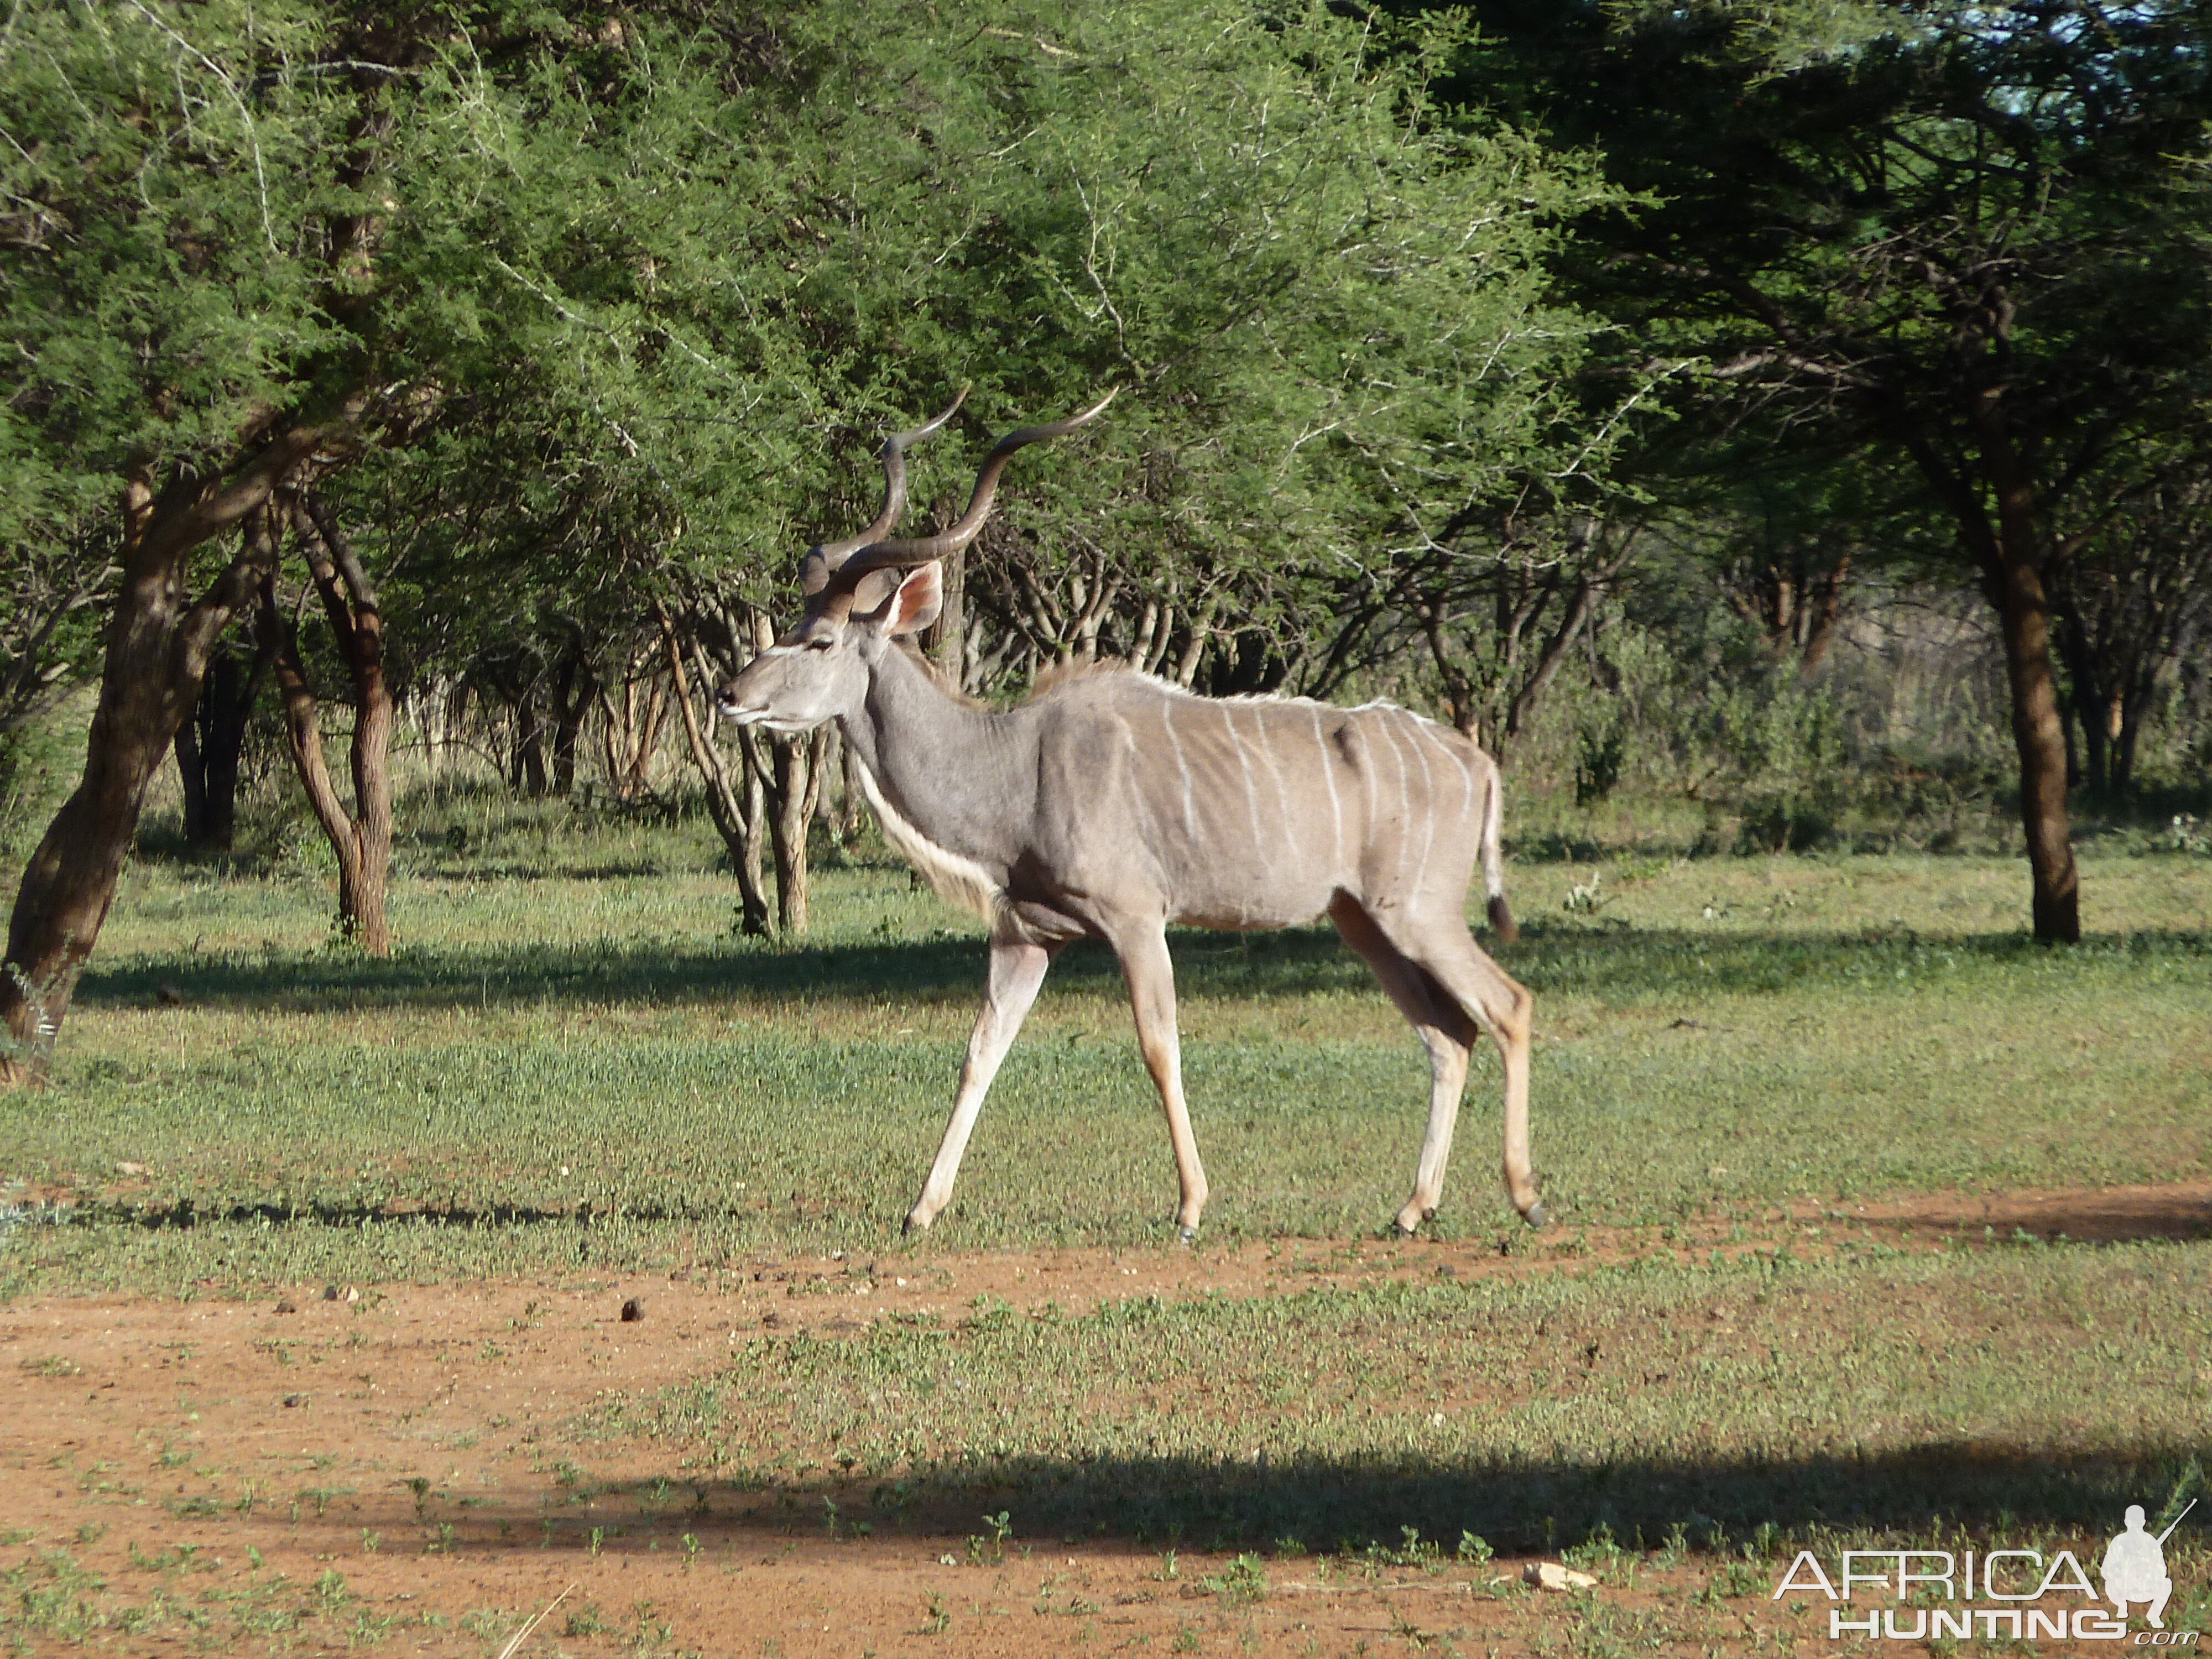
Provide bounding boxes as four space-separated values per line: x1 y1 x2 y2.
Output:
336 1443 2208 1559
23 1184 2209 1246
1861 1186 2212 1244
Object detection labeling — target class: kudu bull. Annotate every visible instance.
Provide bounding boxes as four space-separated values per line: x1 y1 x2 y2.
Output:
720 394 1543 1240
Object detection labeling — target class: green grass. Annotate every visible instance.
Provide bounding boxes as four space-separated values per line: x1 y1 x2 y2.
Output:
2 819 2208 1607
0 1552 434 1652
1 820 2206 1288
603 1242 2212 1557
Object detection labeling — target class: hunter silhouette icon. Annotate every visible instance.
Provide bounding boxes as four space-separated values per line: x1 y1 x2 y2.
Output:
2105 1500 2194 1628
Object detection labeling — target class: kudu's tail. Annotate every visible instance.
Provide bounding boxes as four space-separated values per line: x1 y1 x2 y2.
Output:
1480 758 1520 942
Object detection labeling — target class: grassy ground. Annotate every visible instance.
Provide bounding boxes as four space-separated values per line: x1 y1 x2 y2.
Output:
612 1242 2212 1550
1 815 2208 1648
2 820 2205 1285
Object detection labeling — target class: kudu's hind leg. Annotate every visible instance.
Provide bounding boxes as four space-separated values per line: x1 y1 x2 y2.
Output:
906 933 1059 1234
1396 916 1542 1227
1109 921 1209 1242
1330 896 1479 1235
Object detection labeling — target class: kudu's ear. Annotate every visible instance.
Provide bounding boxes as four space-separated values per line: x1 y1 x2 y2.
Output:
878 562 943 637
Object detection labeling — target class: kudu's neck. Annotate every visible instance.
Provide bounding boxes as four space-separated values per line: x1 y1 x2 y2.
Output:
839 645 1030 868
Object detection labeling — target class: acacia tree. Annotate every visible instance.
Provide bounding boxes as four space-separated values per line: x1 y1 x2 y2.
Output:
254 495 395 953
0 0 358 1068
170 642 265 853
1410 512 1644 752
1454 0 2212 940
412 0 1615 922
0 0 642 1071
2048 448 2212 796
6 0 1615 1058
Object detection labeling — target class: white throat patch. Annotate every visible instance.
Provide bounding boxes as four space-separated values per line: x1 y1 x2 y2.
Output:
849 757 1016 935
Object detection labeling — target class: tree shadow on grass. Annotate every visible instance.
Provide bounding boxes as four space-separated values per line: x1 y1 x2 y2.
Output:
345 1443 2209 1558
35 1185 2211 1243
76 922 2209 1015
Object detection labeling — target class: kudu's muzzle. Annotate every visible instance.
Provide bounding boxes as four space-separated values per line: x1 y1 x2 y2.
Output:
715 662 770 726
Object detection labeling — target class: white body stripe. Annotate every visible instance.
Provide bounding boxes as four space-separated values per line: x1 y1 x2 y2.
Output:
1114 710 1156 846
1162 702 1196 840
1431 722 1475 823
1227 702 1264 854
1376 712 1412 886
1251 706 1296 859
1402 713 1437 902
1312 707 1344 873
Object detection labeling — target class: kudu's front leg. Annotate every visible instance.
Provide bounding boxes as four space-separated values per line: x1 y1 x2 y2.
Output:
1111 921 1210 1243
906 933 1058 1235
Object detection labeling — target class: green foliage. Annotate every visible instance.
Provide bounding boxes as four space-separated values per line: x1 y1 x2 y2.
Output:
1573 705 1627 808
1454 0 2212 468
322 0 1618 676
1427 0 2212 843
0 708 82 862
0 0 348 474
0 0 1626 802
1704 679 1846 853
1199 1553 1269 1601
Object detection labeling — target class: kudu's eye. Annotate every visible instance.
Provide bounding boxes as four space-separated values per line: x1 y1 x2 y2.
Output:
806 636 834 653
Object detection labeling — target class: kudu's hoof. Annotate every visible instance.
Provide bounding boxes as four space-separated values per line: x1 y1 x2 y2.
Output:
1390 1202 1437 1239
1522 1201 1547 1229
1176 1224 1198 1246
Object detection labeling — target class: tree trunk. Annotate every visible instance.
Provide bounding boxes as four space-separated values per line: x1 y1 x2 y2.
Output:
1897 403 2081 943
550 641 593 800
839 733 866 848
815 726 855 843
174 720 208 848
2114 670 2156 797
415 676 455 792
1502 577 1600 743
174 734 208 849
1796 553 1849 675
307 498 393 957
514 697 550 799
613 676 667 802
2052 597 2110 796
173 642 264 852
928 545 967 690
1987 471 2081 943
734 610 820 936
252 496 393 956
2 420 341 1079
658 608 770 936
740 729 769 916
763 731 823 936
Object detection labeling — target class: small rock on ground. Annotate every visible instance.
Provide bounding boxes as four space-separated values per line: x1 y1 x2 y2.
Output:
1525 1562 1600 1592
